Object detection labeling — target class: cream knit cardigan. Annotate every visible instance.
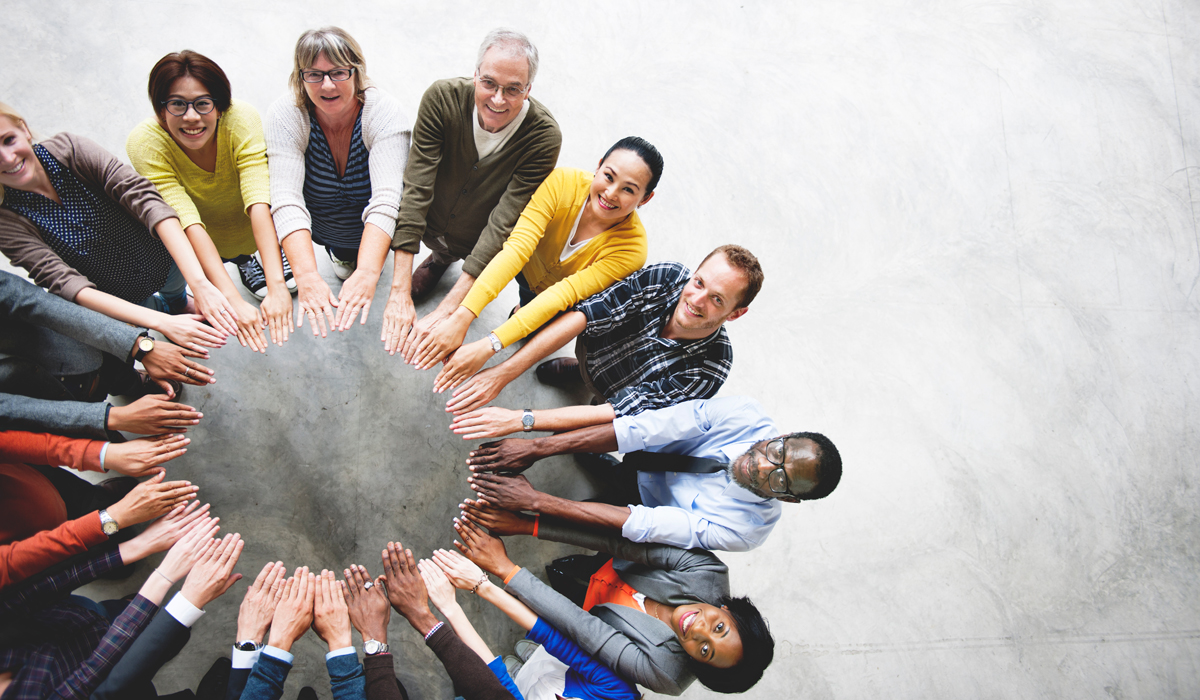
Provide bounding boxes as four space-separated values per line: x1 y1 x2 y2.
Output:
264 86 411 242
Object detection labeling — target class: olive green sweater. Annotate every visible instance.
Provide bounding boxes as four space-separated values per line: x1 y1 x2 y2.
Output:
390 77 561 278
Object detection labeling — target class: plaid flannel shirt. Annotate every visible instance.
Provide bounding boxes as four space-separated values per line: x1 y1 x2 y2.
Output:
576 262 733 417
0 544 157 700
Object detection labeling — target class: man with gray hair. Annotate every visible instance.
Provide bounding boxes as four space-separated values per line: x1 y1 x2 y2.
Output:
381 28 562 360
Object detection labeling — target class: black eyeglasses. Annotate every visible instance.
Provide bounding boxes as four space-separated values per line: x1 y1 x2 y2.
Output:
301 68 355 83
763 438 799 497
161 97 216 117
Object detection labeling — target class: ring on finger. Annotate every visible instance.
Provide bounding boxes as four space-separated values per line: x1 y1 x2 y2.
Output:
363 581 374 590
184 367 191 377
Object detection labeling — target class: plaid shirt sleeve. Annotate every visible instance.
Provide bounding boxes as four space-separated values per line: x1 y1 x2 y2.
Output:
575 261 689 334
607 327 733 417
0 543 123 618
51 594 158 700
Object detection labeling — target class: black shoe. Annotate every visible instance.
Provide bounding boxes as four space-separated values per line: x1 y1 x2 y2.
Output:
410 256 450 299
535 358 582 388
281 252 297 294
296 688 318 700
195 657 231 700
237 256 268 299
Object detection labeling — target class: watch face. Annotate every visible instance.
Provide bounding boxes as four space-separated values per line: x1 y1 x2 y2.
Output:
364 640 382 654
102 521 119 535
523 414 535 427
139 337 155 352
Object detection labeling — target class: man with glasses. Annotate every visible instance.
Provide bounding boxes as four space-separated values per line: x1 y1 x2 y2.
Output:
461 395 843 553
381 28 561 360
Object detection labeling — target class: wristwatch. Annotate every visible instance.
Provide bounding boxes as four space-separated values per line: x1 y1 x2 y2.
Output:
488 332 503 353
132 333 155 362
98 509 119 536
236 640 264 652
522 409 535 432
363 639 389 655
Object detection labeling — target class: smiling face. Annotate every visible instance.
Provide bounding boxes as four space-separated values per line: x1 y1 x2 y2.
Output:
161 75 219 157
671 602 744 668
304 52 359 123
0 116 43 193
473 46 531 133
667 252 751 339
588 148 654 223
731 437 821 501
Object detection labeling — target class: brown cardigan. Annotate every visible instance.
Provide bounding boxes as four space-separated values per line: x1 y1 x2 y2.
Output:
0 133 178 301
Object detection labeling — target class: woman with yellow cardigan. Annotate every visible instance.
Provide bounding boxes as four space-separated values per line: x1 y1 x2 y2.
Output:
127 51 294 353
413 136 664 393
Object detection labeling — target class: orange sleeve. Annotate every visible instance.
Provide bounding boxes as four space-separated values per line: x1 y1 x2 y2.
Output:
0 431 105 472
0 512 108 591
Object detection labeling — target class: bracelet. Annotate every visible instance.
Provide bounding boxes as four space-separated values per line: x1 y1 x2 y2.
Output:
423 621 444 641
470 574 489 594
152 568 175 585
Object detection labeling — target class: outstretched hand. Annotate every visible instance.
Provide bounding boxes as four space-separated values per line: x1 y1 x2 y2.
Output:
466 472 543 512
416 558 458 613
267 567 316 652
458 498 537 537
465 439 541 473
452 517 515 579
312 570 352 651
343 563 390 644
237 561 287 643
379 541 433 630
430 548 486 591
180 532 244 608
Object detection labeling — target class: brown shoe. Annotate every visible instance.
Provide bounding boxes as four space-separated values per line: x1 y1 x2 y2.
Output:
535 357 581 388
411 256 450 299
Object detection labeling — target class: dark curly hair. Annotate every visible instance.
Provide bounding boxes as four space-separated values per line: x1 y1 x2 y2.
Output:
689 595 775 693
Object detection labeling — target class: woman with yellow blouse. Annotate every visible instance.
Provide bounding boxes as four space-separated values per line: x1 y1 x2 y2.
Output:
414 136 664 393
127 51 294 352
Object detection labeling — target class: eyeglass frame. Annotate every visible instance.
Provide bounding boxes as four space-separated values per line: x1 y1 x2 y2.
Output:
762 438 805 498
473 73 529 100
300 67 356 84
160 97 217 117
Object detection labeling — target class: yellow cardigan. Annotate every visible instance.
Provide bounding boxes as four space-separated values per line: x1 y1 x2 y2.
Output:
126 99 271 259
461 168 648 347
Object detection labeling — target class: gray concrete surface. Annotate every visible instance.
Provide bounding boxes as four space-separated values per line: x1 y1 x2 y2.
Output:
4 0 1200 698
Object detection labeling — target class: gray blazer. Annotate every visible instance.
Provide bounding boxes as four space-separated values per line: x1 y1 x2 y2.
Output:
0 270 143 437
505 521 730 696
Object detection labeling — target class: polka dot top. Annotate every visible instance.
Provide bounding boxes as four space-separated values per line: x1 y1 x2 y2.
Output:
2 144 172 303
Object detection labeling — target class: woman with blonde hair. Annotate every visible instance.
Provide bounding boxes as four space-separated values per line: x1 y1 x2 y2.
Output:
0 103 235 352
265 26 411 338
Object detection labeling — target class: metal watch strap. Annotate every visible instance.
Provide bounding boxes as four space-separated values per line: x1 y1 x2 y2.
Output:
522 409 535 432
98 509 119 535
488 332 503 353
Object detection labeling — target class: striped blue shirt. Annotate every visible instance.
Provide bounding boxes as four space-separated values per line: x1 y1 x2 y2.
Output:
303 111 372 249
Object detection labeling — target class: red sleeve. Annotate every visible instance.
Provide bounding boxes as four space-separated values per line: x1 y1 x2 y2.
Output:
0 512 108 590
0 431 105 472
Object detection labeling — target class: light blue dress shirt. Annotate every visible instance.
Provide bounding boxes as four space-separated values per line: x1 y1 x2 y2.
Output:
613 395 783 552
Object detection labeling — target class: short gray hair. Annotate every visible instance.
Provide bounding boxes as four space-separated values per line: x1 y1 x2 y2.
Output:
475 28 539 86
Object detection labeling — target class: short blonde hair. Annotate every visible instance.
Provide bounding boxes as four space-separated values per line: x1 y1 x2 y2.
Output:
0 102 34 206
289 27 371 110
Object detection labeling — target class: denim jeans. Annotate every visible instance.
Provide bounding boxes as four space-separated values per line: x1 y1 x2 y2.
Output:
137 260 187 314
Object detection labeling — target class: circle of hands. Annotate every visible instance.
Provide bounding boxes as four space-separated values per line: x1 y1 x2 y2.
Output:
121 465 539 650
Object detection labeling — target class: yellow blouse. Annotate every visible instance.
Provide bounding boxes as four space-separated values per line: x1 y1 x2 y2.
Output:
126 99 271 258
461 168 648 347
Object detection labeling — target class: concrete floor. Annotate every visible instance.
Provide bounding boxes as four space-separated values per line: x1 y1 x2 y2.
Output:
4 0 1200 698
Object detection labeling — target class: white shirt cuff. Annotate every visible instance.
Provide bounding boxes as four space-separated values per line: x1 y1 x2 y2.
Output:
99 442 109 471
231 647 261 669
326 646 357 661
263 645 295 665
164 592 205 628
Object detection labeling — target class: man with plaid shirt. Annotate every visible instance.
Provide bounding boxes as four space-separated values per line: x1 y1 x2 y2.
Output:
444 245 763 417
